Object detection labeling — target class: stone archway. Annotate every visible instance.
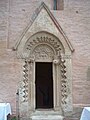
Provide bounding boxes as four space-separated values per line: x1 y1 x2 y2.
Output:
17 31 73 119
14 3 74 119
24 32 64 111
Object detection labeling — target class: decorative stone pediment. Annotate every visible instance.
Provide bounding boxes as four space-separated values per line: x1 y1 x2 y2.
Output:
14 2 74 119
14 2 74 58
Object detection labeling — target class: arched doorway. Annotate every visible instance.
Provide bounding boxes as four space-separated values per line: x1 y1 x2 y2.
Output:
23 32 65 112
15 31 73 118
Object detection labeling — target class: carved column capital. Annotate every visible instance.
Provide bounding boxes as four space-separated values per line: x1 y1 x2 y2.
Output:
53 59 60 65
61 54 71 59
27 56 35 63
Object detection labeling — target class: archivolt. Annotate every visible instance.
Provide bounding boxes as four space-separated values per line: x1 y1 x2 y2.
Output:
24 32 65 58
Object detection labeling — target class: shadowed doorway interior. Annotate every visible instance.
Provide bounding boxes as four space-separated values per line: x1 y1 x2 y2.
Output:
35 62 53 109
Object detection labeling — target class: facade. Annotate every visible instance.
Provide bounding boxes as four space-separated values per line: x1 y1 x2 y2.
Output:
0 0 90 119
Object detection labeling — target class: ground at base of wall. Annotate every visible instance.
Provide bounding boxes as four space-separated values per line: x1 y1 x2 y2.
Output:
8 107 83 120
7 115 16 120
8 116 80 120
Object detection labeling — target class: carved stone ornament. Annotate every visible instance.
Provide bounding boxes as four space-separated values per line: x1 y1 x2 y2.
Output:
33 44 54 60
24 32 65 59
60 58 67 105
22 60 29 102
53 59 60 64
25 36 61 53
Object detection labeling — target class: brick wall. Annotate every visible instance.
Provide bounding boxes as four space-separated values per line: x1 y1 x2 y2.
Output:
0 0 90 114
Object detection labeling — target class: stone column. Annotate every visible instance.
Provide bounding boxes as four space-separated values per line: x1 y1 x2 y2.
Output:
19 60 29 118
53 58 62 112
61 54 73 116
28 58 35 113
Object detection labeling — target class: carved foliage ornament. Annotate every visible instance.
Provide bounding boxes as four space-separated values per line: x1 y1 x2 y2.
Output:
24 36 62 56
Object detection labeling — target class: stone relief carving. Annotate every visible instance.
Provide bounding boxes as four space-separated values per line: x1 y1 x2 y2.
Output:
22 61 29 102
33 44 54 60
60 58 67 106
25 36 62 56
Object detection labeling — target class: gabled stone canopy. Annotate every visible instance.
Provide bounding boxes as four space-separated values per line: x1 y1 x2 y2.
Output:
14 2 74 59
14 2 74 119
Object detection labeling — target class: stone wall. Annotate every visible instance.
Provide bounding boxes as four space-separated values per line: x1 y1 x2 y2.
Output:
0 0 90 114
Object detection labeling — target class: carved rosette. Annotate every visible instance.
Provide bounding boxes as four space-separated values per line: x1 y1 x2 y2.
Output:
25 36 62 56
22 61 28 102
60 58 67 106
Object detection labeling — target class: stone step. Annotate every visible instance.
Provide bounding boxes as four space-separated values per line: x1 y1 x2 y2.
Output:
30 115 64 120
31 110 62 115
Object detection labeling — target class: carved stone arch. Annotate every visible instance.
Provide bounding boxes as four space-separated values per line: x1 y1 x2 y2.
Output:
23 31 65 60
21 31 70 112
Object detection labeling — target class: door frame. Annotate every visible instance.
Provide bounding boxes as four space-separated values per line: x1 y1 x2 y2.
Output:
30 60 62 111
